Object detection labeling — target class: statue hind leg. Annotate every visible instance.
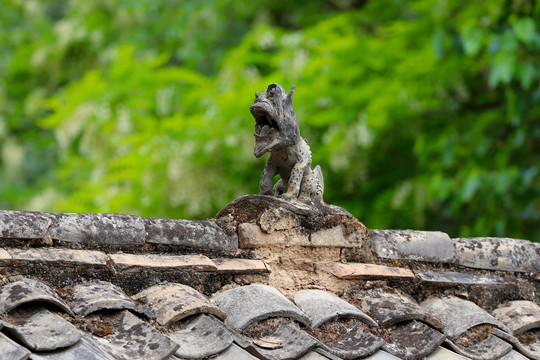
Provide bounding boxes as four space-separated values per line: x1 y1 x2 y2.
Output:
313 165 324 201
299 165 324 202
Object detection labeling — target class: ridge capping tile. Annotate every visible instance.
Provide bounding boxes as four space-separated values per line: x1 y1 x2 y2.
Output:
329 262 414 280
8 248 109 266
368 229 456 263
109 253 217 271
0 210 52 239
453 237 540 273
144 218 238 254
47 212 146 245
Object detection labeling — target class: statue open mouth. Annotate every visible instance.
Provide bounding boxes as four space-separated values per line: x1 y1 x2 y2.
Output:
250 103 281 158
252 107 277 138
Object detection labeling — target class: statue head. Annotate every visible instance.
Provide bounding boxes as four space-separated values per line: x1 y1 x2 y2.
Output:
250 83 300 158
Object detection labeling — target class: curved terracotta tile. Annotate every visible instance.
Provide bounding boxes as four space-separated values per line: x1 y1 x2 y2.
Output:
420 296 509 340
70 281 151 317
493 300 540 335
133 282 225 326
213 284 309 332
359 290 444 329
0 278 73 315
168 314 232 359
421 296 513 360
294 289 377 328
3 308 81 351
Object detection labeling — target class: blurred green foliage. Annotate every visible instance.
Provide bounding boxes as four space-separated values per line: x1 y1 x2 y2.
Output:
1 0 539 240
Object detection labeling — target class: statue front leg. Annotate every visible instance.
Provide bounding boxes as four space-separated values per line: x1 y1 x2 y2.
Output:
260 159 277 196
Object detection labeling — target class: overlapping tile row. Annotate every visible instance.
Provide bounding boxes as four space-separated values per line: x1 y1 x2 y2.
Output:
368 230 540 273
0 246 269 287
1 278 539 359
0 210 237 253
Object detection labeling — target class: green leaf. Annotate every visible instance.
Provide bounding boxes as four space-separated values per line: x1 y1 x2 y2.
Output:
488 53 516 87
518 62 536 89
513 17 536 44
432 27 446 59
461 27 484 56
462 172 480 202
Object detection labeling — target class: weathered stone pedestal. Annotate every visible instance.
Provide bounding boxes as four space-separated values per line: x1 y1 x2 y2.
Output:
214 194 369 245
213 195 376 295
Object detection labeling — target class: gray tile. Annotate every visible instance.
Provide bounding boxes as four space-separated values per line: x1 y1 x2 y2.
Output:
244 322 317 360
0 279 73 315
425 346 472 359
213 343 258 360
134 283 225 327
359 290 444 329
70 281 151 317
3 308 81 351
312 348 344 360
420 296 509 340
0 332 31 360
363 350 402 359
297 350 332 360
213 284 309 332
492 300 540 335
499 350 531 360
8 248 108 266
143 218 237 254
47 213 145 245
444 334 512 360
492 328 540 360
294 289 377 328
382 320 445 360
168 314 232 359
30 333 115 360
0 210 52 239
416 269 506 287
109 253 216 271
314 319 385 359
96 310 178 360
453 237 540 272
422 297 514 360
367 230 456 263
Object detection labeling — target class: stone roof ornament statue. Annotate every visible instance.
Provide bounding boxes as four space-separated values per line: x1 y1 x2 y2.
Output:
250 83 324 203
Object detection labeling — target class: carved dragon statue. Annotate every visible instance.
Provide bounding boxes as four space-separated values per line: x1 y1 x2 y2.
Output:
250 83 324 203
